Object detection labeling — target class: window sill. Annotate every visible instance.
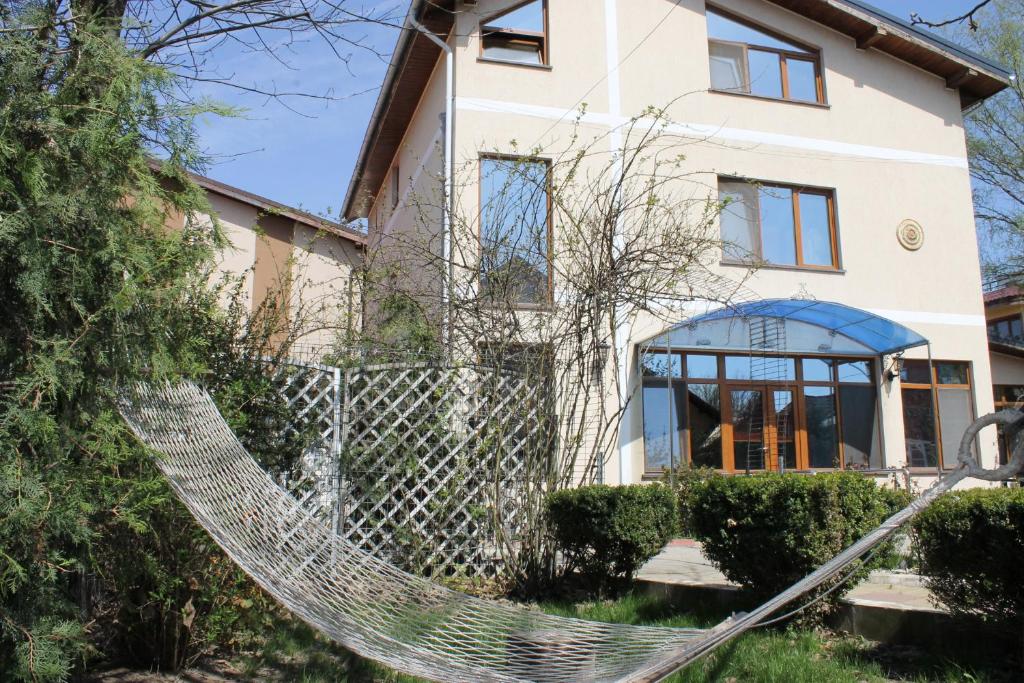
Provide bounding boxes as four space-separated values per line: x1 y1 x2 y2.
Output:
477 57 552 71
709 88 830 109
720 260 845 275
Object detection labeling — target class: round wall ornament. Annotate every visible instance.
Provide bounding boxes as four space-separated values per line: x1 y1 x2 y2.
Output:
897 219 924 251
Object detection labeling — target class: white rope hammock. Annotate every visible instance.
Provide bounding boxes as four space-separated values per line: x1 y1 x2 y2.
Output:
117 381 1024 683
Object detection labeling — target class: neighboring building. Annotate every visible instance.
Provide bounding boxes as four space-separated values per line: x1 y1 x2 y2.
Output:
343 0 1011 485
179 172 365 355
983 278 1024 465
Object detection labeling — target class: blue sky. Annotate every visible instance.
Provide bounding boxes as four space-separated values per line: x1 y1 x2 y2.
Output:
192 1 991 222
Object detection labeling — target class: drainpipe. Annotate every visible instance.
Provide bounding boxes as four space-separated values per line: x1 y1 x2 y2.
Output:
410 18 454 350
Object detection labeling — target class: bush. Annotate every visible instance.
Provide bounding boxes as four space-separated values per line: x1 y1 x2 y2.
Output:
690 473 910 615
663 466 722 537
546 484 678 592
912 487 1024 624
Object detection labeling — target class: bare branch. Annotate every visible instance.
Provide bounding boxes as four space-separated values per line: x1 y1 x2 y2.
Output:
910 1 992 31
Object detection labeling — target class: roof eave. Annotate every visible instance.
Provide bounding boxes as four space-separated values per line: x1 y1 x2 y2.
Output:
766 0 1011 108
342 1 425 220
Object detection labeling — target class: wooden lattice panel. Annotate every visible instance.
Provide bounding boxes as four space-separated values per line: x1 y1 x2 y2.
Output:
268 359 545 577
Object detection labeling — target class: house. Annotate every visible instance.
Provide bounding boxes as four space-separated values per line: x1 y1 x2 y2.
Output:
983 277 1024 465
342 0 1011 486
179 172 365 355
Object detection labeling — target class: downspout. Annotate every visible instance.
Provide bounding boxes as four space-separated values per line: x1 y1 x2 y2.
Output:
410 18 454 350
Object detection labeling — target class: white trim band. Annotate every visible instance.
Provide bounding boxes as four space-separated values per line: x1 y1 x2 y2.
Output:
868 308 986 328
454 96 969 169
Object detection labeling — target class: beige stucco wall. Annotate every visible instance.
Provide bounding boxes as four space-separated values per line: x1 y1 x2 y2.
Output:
364 48 450 335
207 193 258 311
291 224 362 351
380 0 997 484
195 191 362 358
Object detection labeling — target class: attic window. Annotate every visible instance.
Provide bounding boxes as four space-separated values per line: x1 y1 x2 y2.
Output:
481 0 547 66
707 6 824 104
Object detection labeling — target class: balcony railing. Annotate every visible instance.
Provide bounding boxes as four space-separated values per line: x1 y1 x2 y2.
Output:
983 274 1021 294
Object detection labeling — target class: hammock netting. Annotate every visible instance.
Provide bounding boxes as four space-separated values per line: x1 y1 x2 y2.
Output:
118 381 1020 683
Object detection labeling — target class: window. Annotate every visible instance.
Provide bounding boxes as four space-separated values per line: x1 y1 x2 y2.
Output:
719 179 838 269
994 384 1024 465
480 0 548 66
641 351 879 474
836 360 880 470
987 315 1023 341
707 6 824 104
900 360 975 469
479 156 551 305
390 166 400 210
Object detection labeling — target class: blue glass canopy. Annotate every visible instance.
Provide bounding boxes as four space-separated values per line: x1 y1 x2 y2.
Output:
644 299 928 356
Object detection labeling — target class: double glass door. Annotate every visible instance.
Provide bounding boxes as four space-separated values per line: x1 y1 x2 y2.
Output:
730 388 797 472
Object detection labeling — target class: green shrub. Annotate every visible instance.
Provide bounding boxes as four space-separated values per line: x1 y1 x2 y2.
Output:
690 473 910 616
912 487 1024 624
663 466 723 537
546 484 678 591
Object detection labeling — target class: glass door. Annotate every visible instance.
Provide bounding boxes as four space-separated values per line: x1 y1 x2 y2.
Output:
730 389 766 472
730 387 797 472
770 389 797 471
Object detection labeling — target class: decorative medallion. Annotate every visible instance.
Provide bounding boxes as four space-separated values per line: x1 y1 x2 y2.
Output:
897 219 924 251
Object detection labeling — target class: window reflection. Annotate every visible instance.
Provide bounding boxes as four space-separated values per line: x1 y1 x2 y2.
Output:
706 8 822 104
641 351 882 474
642 384 685 472
688 384 723 469
480 156 550 304
902 388 938 468
718 179 838 269
805 386 839 468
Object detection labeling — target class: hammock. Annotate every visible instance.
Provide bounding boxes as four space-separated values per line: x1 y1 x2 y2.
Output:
117 381 1023 683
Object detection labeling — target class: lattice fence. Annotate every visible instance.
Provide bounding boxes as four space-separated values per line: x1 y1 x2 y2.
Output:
266 358 548 577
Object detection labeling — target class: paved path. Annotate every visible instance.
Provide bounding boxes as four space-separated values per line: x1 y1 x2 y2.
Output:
638 540 943 613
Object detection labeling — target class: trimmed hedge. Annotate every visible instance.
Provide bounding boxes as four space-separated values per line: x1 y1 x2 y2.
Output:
912 487 1024 623
546 484 678 590
690 473 910 611
663 466 722 537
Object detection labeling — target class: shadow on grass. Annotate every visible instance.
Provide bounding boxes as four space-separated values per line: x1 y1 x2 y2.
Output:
234 583 1021 683
831 635 1023 683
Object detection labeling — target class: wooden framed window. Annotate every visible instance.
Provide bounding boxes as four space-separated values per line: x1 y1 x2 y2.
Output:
479 155 552 306
993 384 1024 465
900 360 975 470
987 314 1023 341
706 5 825 104
390 165 400 210
480 0 548 67
719 178 839 270
640 350 879 475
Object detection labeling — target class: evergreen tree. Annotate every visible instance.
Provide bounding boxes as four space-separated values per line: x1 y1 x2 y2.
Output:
0 10 259 678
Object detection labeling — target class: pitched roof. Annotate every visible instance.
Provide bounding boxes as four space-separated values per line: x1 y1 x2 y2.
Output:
342 0 1012 219
189 171 367 246
985 283 1024 305
765 0 1011 103
343 0 455 219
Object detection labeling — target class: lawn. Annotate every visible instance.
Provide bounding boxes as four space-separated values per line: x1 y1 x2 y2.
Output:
219 591 1018 683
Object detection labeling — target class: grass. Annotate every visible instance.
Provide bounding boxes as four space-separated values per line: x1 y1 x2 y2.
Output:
234 591 1019 682
543 592 1016 682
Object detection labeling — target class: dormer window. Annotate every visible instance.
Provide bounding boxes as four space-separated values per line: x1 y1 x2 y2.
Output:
481 0 548 66
707 6 824 104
